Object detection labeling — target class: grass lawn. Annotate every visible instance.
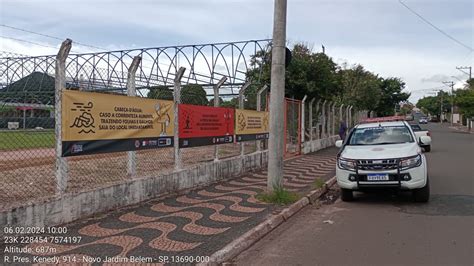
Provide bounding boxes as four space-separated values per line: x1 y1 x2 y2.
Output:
0 130 55 150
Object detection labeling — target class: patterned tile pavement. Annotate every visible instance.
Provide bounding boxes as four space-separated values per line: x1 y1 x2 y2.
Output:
1 147 337 265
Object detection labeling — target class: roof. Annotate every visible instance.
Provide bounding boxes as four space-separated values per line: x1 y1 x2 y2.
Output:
356 121 407 129
361 116 406 123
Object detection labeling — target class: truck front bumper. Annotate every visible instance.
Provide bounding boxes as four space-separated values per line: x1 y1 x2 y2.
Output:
336 157 427 190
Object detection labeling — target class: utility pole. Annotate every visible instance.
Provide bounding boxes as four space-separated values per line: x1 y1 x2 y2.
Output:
267 0 287 191
456 66 472 80
440 92 444 124
443 81 455 125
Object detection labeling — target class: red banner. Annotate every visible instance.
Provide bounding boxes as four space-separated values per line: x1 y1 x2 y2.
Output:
178 104 235 148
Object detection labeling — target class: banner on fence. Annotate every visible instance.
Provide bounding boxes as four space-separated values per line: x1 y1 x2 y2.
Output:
61 90 174 156
235 109 269 142
178 104 234 148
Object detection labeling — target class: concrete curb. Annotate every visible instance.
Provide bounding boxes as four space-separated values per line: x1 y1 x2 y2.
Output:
449 126 473 134
200 176 337 265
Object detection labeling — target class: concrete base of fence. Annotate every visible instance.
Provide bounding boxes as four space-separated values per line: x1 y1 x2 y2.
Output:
0 150 268 231
302 135 339 154
0 136 338 232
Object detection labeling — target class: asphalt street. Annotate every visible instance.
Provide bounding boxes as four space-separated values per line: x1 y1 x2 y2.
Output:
235 123 474 266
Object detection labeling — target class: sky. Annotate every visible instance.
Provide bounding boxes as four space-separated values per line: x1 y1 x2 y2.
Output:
0 0 473 103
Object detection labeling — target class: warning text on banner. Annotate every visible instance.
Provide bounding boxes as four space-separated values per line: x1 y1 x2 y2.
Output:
61 90 174 156
178 104 234 148
235 109 269 142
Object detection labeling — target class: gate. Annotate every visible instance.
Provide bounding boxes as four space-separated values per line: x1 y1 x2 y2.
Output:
284 98 302 158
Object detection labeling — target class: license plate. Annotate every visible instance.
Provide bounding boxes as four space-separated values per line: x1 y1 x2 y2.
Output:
367 173 389 181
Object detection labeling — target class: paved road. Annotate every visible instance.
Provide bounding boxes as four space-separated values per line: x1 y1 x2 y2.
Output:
235 123 474 266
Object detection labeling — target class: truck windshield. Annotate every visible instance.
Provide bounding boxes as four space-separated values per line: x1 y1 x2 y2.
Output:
348 126 414 145
410 124 422 131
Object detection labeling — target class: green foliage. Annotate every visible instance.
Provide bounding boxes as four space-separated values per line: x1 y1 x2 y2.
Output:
399 103 414 115
0 105 15 114
337 64 382 111
466 78 474 90
0 130 55 150
246 43 408 113
208 97 223 106
416 91 452 116
455 88 474 118
220 98 239 108
147 84 208 106
181 84 208 105
373 78 410 116
256 187 301 205
313 178 325 189
147 86 173 100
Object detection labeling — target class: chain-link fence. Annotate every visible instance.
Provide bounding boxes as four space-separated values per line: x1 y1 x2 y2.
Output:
0 40 273 210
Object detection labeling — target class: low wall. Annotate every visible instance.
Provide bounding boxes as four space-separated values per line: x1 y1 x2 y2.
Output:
302 135 339 154
1 136 338 231
0 150 268 231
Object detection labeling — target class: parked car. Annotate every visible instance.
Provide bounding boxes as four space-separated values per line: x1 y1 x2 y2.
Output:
335 118 431 202
419 117 428 124
410 124 431 152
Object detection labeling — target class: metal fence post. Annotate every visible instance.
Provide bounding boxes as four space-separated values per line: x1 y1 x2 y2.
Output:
257 84 268 152
309 98 315 142
339 104 344 127
348 106 353 128
239 82 251 156
345 105 350 128
315 99 321 139
213 76 227 161
126 56 141 177
174 67 186 171
327 102 331 138
55 39 72 195
331 102 336 136
321 100 327 138
301 95 307 143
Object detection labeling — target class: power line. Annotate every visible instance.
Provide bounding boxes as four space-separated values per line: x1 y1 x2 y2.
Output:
0 35 58 50
398 0 473 52
0 35 87 55
0 24 106 51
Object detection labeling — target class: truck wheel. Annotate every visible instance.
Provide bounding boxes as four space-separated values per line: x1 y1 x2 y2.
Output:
341 188 354 202
424 145 431 152
413 179 430 203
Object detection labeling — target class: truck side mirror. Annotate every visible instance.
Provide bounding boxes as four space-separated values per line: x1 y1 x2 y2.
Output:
419 136 431 145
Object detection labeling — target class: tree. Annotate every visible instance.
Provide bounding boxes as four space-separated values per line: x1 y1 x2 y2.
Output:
147 84 208 106
455 88 474 118
416 91 451 118
337 64 382 112
245 42 408 114
373 77 410 116
466 78 474 90
221 98 239 108
181 84 208 105
246 43 339 101
147 86 173 100
208 97 224 106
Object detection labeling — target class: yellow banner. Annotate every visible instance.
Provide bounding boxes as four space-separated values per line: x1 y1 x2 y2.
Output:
235 109 269 135
62 90 174 141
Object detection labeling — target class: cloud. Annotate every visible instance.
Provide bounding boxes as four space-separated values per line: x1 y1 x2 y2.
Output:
1 0 472 104
421 74 453 83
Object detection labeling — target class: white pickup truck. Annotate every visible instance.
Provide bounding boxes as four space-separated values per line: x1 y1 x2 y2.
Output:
335 119 432 202
409 124 431 152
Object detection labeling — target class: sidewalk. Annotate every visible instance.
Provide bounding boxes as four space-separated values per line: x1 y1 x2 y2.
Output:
2 147 338 264
449 124 473 134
